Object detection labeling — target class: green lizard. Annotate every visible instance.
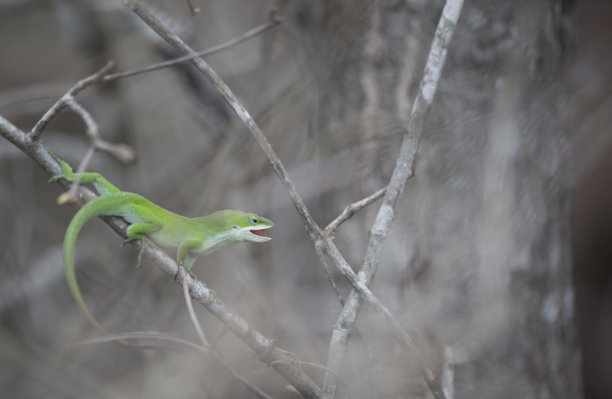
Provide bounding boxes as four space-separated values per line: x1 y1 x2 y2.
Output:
50 155 273 335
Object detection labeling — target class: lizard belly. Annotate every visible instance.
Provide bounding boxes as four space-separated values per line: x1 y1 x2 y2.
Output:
149 223 198 249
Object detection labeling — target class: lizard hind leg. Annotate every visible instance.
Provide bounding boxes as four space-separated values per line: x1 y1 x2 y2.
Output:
177 240 202 274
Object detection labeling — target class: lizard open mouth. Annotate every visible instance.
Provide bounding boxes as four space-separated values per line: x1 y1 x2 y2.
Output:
250 229 269 238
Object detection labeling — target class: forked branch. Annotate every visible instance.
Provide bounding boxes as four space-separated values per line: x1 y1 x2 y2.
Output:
323 1 465 397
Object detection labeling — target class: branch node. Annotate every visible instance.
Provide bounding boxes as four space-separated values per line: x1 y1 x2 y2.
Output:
257 339 278 364
29 61 114 141
324 187 386 237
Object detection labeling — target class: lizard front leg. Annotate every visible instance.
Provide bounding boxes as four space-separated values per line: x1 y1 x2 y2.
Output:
177 240 203 272
125 221 162 267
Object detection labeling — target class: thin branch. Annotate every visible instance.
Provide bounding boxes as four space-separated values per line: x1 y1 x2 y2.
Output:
213 353 276 399
185 0 200 15
58 98 135 203
324 187 386 238
81 330 275 399
323 1 464 398
0 117 321 399
442 346 454 399
77 331 209 351
66 99 99 140
29 61 114 141
63 99 99 201
270 360 354 399
180 265 210 347
313 242 345 307
102 13 280 83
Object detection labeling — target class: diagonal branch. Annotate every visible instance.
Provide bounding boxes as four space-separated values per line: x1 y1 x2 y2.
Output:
324 187 386 238
323 1 465 398
29 61 114 141
102 11 280 83
124 2 446 396
178 266 275 399
0 116 321 399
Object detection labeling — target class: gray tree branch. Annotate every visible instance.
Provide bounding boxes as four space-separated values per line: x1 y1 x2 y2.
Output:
102 12 280 83
324 187 386 238
29 61 114 141
322 1 465 398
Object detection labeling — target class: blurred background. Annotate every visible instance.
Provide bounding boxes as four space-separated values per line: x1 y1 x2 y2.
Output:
0 0 609 398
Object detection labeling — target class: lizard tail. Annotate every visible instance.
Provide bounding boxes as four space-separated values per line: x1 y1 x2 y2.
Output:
63 193 130 338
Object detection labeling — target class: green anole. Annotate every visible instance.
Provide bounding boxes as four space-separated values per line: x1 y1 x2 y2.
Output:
50 155 273 335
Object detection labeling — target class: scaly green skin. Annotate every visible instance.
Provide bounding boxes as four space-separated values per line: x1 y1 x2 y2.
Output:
50 156 273 335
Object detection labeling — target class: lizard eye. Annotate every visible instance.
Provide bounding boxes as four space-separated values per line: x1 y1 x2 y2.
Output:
250 217 258 225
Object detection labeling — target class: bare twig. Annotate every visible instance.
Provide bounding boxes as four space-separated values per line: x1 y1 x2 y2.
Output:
313 242 345 307
29 61 114 141
180 265 210 347
324 187 386 238
270 360 354 399
442 346 454 399
62 99 99 201
213 353 276 399
78 331 209 351
65 99 99 140
323 1 465 398
59 97 134 203
102 14 280 83
0 117 321 399
185 0 200 15
81 330 275 399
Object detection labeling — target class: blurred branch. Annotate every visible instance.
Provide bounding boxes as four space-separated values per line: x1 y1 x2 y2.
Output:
179 266 210 347
323 1 464 398
179 265 276 399
0 116 321 399
442 346 454 399
29 61 114 141
124 1 444 396
82 330 275 399
185 0 200 16
102 11 280 83
60 99 98 202
324 187 386 238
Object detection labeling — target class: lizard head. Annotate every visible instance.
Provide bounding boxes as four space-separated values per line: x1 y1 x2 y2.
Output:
233 212 274 242
219 211 273 243
196 210 274 244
